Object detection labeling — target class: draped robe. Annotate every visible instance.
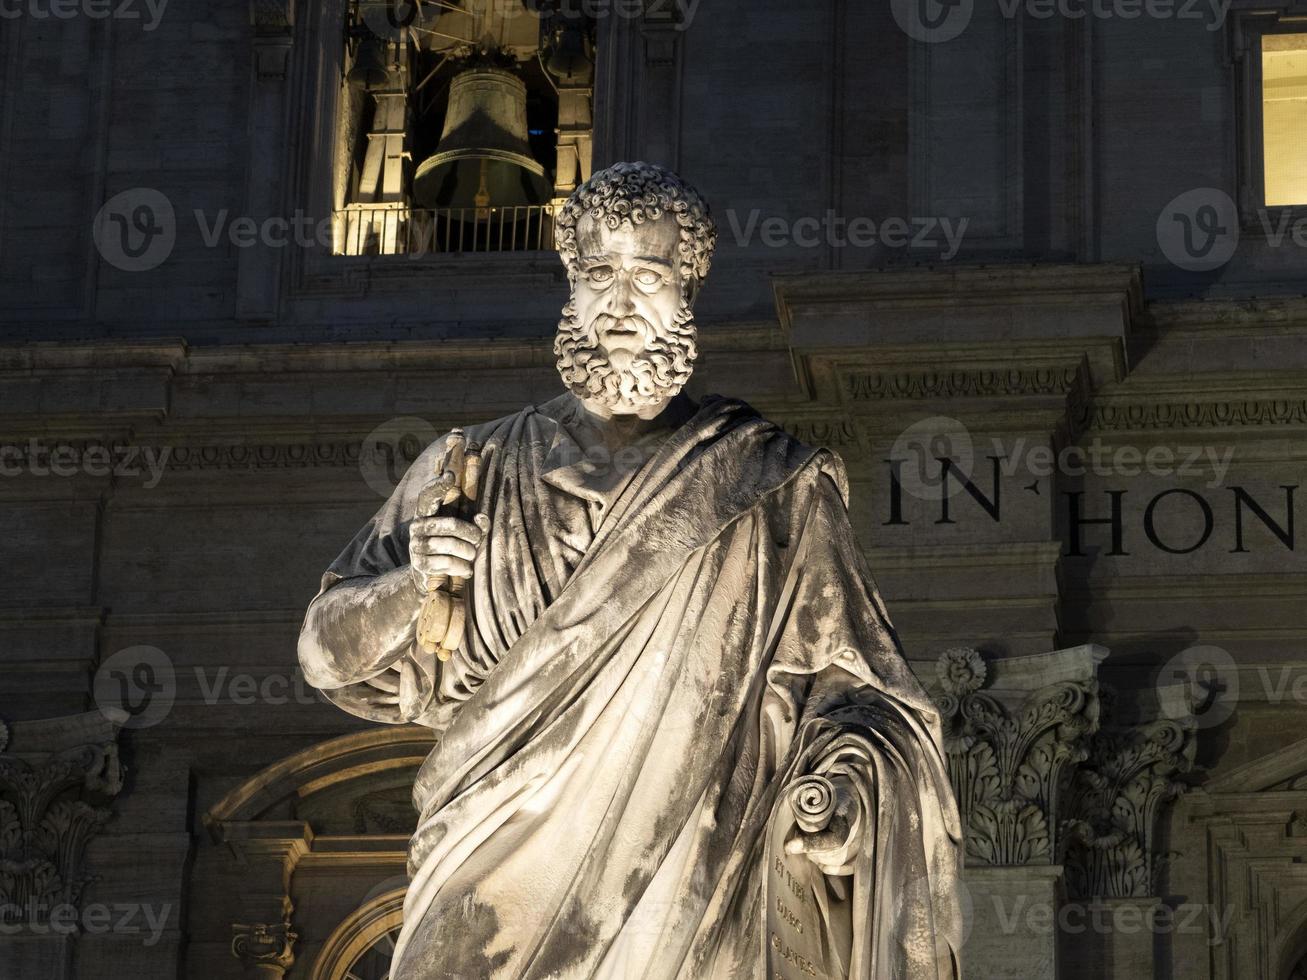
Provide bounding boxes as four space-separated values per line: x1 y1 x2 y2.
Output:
310 394 963 980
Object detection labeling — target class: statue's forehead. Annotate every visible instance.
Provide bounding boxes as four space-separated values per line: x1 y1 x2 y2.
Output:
576 211 680 260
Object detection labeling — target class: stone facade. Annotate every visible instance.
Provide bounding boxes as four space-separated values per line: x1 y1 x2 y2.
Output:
3 1 1307 978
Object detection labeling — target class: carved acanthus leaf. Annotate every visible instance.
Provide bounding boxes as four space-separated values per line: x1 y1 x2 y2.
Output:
935 647 1101 866
0 735 124 924
1063 714 1196 899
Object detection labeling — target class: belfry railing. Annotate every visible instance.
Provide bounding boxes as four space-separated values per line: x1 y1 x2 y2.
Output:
336 204 556 256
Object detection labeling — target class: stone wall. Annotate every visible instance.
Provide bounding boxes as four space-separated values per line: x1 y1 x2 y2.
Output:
2 1 1307 978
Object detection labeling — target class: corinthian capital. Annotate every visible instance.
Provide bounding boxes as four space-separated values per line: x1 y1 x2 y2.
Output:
1062 683 1197 899
934 645 1107 866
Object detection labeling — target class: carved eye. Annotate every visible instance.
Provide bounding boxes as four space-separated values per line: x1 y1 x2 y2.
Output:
587 266 614 284
633 270 663 288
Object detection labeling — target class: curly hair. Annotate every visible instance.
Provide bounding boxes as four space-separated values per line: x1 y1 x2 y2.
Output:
555 161 718 291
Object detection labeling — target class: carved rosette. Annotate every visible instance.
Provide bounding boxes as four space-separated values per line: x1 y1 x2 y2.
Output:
232 918 298 977
0 721 125 925
935 647 1101 866
1062 709 1196 899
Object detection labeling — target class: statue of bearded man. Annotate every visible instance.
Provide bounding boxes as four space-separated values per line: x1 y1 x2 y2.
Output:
299 162 963 980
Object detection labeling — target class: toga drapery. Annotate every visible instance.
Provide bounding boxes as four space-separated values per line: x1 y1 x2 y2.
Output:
311 394 963 979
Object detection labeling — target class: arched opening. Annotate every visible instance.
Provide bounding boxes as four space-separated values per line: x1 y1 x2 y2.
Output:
309 887 407 980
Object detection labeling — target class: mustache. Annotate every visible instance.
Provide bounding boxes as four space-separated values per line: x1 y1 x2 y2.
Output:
587 313 658 346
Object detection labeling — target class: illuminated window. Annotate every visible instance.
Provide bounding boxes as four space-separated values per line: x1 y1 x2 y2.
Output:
333 0 596 256
1263 33 1307 207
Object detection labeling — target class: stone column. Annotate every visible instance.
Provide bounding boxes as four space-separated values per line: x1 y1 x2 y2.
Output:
231 920 297 980
636 0 684 169
1061 682 1197 978
933 648 1199 978
0 710 126 980
238 0 297 320
219 820 312 980
591 0 684 167
933 645 1106 979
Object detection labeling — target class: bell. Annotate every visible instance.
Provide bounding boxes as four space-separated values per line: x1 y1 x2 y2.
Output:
413 68 550 210
546 25 592 83
348 35 396 90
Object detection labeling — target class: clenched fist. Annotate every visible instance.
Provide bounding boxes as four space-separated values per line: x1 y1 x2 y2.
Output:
408 513 490 588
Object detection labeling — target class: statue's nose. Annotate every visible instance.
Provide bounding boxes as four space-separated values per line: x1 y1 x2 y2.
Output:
608 279 637 316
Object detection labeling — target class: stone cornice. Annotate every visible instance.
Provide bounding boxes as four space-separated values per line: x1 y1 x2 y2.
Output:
1145 295 1307 332
773 263 1144 323
773 264 1141 384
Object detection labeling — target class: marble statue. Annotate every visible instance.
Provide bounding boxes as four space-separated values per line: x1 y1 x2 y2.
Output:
299 162 963 980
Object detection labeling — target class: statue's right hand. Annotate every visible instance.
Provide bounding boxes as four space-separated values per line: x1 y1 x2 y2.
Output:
408 513 490 587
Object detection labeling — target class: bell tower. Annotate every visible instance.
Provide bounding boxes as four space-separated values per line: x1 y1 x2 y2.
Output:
336 0 596 255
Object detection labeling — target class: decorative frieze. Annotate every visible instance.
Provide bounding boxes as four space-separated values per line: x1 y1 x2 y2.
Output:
775 418 859 448
845 365 1086 403
1078 397 1307 432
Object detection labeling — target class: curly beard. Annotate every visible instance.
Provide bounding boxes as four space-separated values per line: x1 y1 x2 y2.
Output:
554 299 698 414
